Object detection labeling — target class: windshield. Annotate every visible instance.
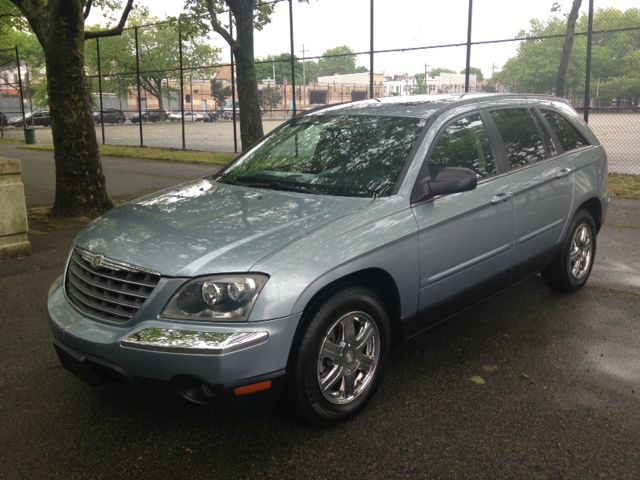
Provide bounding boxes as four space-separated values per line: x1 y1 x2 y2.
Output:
219 114 426 197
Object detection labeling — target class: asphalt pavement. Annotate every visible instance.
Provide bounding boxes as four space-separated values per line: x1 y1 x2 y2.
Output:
0 159 639 478
0 144 221 207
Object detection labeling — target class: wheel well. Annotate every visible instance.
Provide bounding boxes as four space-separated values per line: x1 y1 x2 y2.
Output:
296 268 404 350
578 197 602 232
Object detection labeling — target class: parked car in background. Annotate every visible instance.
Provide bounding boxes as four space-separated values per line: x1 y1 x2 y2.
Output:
221 107 239 120
48 94 608 425
93 108 126 124
9 110 51 127
203 111 219 122
168 111 205 122
130 109 168 123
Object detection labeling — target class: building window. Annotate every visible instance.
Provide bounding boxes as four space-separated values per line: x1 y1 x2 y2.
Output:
185 94 191 103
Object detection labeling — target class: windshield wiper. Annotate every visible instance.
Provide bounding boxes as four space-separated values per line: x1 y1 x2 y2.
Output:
229 175 323 195
216 175 248 187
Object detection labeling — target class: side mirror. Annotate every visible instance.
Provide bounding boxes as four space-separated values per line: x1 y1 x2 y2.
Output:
413 167 477 203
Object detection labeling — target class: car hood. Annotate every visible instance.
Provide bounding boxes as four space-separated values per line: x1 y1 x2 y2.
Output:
75 178 372 276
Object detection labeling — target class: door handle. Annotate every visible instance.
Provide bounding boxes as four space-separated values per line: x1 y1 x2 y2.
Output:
556 167 573 178
490 192 513 204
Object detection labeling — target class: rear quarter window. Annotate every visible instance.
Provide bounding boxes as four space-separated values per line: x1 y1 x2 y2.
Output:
491 108 547 168
541 109 590 152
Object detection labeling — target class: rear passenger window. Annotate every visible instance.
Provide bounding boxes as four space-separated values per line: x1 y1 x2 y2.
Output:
428 114 497 179
491 108 546 168
541 110 589 152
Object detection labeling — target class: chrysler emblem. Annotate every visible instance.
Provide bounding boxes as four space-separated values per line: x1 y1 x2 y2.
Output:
91 254 104 268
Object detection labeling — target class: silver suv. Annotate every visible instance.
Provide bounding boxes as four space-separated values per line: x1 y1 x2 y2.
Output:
48 94 608 425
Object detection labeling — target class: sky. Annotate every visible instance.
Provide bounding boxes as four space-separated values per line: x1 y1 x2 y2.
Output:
101 0 640 80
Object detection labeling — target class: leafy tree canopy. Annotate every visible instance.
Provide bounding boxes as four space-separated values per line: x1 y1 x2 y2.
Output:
493 7 640 100
84 10 220 110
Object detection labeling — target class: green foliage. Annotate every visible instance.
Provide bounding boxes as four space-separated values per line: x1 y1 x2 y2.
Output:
460 67 484 81
258 85 281 109
309 45 361 81
494 7 640 101
429 67 455 77
85 12 220 109
255 52 303 83
210 78 232 108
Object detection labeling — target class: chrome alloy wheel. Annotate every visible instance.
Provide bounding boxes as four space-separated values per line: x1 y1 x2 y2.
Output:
569 223 593 280
316 311 380 405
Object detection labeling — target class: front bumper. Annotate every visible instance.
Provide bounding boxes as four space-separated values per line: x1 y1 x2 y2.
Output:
47 279 301 402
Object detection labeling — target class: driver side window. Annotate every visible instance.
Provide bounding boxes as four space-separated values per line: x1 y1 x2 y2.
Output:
428 113 497 179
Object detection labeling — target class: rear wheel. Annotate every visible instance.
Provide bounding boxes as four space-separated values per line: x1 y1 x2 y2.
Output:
289 286 391 426
541 209 596 292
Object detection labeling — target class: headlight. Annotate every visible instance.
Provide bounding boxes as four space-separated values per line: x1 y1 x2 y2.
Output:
161 274 268 322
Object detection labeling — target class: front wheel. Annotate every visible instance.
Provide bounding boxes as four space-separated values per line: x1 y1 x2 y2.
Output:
541 209 596 292
289 286 391 426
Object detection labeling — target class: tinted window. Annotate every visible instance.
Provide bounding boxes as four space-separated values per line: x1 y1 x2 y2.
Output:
491 108 547 168
534 112 557 157
541 110 589 152
428 114 496 179
221 115 426 197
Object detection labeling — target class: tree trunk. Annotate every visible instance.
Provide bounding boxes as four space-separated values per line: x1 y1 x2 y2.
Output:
555 0 582 98
232 4 264 150
45 1 112 216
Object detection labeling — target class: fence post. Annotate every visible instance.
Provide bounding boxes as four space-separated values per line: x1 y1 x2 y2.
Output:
230 11 238 153
369 0 374 99
14 46 26 128
134 26 144 146
464 0 473 93
583 0 594 123
96 37 105 144
178 25 186 150
288 0 297 115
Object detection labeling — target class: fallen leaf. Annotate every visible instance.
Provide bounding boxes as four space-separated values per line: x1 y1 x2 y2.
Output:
470 376 485 385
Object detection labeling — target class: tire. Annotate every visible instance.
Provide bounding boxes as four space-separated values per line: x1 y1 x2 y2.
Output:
541 209 596 292
288 286 391 426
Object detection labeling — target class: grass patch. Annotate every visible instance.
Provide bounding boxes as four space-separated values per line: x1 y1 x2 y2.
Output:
28 200 128 233
609 174 640 199
28 207 94 232
22 143 236 166
0 138 24 145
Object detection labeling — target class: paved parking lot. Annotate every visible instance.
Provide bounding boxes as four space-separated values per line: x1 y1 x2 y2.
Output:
0 163 638 479
1 112 639 174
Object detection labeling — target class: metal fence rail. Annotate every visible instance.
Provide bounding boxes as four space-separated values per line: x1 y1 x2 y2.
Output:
1 0 638 174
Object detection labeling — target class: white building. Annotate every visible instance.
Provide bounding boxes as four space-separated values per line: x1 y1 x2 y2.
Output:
425 72 477 94
384 75 418 96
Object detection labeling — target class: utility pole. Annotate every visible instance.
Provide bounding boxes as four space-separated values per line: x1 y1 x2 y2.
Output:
423 63 429 94
300 44 308 86
491 63 497 77
300 44 308 107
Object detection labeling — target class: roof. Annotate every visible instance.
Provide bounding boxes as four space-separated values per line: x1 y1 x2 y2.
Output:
309 93 568 119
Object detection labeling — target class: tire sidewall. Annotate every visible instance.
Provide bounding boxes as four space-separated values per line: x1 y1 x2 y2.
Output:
563 210 597 289
293 287 391 425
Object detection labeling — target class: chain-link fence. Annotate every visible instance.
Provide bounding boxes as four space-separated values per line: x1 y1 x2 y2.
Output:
0 47 26 139
1 0 639 173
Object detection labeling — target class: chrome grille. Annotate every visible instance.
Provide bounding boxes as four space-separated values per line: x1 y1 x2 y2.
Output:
65 248 160 323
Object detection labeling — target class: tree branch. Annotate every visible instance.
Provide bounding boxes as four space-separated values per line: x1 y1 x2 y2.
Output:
84 0 134 40
83 0 93 20
206 0 235 48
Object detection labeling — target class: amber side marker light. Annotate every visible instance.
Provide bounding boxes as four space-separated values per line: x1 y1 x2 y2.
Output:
233 380 273 396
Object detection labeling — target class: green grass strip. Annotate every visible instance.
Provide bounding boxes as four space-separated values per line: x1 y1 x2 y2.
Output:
21 143 236 166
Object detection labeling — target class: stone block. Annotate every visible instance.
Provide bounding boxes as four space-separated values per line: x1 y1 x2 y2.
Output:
0 156 31 259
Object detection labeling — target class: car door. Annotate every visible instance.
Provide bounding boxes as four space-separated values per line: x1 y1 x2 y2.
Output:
486 107 574 281
411 111 515 328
